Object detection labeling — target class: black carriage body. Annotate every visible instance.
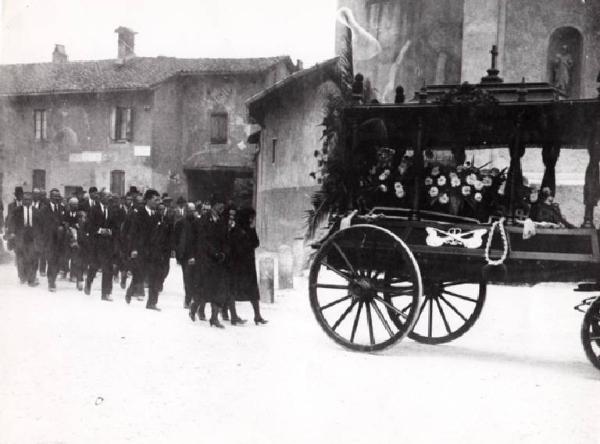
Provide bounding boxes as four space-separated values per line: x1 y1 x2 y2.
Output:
346 212 600 285
336 81 600 286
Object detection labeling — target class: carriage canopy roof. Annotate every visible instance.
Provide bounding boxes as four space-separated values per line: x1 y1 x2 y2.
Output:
343 82 600 150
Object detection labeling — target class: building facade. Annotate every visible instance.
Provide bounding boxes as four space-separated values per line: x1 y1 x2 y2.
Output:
247 58 340 251
0 27 297 206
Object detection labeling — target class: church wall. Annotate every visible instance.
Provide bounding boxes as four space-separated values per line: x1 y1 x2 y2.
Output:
503 0 600 98
336 0 465 102
461 0 502 83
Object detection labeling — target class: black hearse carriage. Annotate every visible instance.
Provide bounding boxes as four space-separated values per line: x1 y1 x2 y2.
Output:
308 61 600 371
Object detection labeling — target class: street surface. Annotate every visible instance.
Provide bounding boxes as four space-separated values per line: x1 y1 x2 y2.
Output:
0 259 599 444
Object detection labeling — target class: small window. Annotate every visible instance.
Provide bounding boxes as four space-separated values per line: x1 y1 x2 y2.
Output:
34 110 47 140
111 107 134 141
32 169 46 190
110 170 125 196
271 138 277 164
210 112 228 144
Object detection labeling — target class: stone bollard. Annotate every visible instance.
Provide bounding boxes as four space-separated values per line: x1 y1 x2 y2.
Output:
258 255 275 304
278 245 294 289
292 237 305 276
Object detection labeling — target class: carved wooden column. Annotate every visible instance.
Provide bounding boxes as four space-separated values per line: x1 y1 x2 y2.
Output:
506 117 524 224
348 116 359 211
411 118 424 220
541 143 561 194
583 122 600 228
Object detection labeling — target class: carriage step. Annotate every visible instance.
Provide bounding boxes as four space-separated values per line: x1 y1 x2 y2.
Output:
574 296 599 313
574 282 600 292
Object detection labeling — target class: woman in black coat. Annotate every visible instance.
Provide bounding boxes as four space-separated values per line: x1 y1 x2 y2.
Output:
229 208 267 325
193 202 230 328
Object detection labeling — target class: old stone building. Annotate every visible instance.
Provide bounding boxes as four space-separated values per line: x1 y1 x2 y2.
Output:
0 27 297 206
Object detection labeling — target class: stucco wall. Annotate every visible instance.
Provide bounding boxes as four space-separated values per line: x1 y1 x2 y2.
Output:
0 60 294 206
151 70 291 199
255 79 340 250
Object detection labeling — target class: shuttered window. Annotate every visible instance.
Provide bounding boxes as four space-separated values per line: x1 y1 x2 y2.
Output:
210 112 228 144
34 110 47 140
110 107 134 141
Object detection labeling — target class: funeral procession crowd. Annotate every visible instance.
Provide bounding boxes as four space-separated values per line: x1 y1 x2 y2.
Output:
0 185 268 329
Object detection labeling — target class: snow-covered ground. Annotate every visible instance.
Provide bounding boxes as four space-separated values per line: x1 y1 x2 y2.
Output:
0 259 599 444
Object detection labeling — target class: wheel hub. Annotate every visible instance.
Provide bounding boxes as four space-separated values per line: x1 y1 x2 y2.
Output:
350 278 376 302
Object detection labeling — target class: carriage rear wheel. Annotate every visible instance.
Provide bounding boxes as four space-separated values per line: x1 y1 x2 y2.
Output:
309 224 423 352
404 280 486 345
581 296 600 371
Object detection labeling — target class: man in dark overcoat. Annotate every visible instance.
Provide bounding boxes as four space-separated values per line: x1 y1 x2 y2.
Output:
126 189 163 310
175 202 197 309
6 191 41 286
113 193 133 289
155 197 174 293
79 186 98 213
40 188 66 292
4 187 23 278
32 187 47 276
85 189 118 300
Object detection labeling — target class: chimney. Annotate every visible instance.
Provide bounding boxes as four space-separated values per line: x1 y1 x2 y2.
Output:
52 44 68 63
115 26 136 59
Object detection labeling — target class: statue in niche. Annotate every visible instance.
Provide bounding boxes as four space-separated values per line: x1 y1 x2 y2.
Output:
552 44 573 93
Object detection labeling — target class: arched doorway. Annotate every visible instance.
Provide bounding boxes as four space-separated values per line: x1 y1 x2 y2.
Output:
547 26 583 98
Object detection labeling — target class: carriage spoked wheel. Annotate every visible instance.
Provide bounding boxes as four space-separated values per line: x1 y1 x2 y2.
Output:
309 224 423 352
397 280 486 345
581 296 600 371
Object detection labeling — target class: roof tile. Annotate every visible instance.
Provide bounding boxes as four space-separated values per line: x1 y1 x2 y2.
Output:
0 56 292 95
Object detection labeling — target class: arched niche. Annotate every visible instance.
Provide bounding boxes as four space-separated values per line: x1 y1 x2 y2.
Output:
547 26 583 98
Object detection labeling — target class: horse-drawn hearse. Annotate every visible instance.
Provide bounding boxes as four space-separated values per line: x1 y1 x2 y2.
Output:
307 54 600 371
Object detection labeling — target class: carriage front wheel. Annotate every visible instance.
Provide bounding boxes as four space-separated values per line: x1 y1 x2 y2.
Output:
581 296 600 371
309 224 423 352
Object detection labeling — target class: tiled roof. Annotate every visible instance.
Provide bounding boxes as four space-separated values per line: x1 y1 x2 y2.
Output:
0 56 293 96
247 57 339 107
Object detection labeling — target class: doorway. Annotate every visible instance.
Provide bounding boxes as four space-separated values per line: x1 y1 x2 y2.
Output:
185 168 254 207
